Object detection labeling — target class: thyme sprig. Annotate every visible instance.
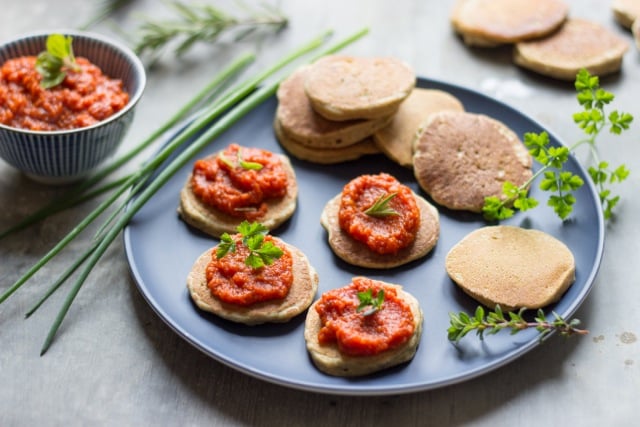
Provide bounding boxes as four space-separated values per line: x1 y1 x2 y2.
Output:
133 1 288 61
482 69 633 221
356 288 385 316
364 192 399 217
447 305 589 343
217 221 283 269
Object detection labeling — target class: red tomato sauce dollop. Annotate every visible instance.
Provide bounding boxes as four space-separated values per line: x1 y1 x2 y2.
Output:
206 234 293 306
191 144 288 220
0 56 129 130
315 277 415 356
338 173 420 254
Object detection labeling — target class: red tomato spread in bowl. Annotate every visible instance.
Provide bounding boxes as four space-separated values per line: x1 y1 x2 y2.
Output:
0 56 129 131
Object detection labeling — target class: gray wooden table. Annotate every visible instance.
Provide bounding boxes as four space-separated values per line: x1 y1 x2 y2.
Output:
1 1 637 425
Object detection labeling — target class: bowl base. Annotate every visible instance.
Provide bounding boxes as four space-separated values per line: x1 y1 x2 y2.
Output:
24 171 88 186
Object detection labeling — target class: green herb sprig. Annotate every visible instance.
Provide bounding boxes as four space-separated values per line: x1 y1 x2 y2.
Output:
217 148 264 171
217 221 283 269
482 69 633 221
447 305 588 343
35 34 81 89
364 192 399 217
356 288 385 316
134 1 288 62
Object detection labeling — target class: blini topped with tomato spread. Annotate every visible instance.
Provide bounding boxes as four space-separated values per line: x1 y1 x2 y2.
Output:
304 277 423 377
321 173 439 269
178 144 298 238
187 235 318 325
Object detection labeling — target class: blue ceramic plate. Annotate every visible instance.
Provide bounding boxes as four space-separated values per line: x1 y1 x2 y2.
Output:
123 78 604 396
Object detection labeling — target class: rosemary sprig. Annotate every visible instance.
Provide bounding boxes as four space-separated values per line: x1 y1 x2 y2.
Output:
447 305 589 343
364 192 399 217
79 0 136 30
482 69 633 221
133 1 288 62
356 288 385 316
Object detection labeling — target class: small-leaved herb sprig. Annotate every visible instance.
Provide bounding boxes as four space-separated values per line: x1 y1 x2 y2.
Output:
482 69 633 221
364 192 399 217
356 288 385 316
447 305 588 343
218 148 263 171
133 1 288 62
35 34 81 89
217 221 283 269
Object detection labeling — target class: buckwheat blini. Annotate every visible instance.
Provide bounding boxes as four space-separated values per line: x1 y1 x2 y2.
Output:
178 144 298 238
303 55 415 121
612 0 640 29
187 232 319 325
273 118 381 164
304 277 423 376
373 88 465 168
321 173 439 269
445 225 576 311
276 66 393 148
451 0 569 47
413 111 532 213
514 19 629 81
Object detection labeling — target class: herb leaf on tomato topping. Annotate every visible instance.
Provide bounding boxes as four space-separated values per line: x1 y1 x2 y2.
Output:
364 192 399 217
217 221 283 268
35 34 80 89
357 288 385 316
237 149 264 171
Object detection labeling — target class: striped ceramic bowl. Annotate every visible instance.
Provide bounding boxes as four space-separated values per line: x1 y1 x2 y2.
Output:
0 30 146 184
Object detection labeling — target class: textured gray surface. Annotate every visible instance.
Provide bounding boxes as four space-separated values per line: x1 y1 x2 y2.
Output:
1 0 638 425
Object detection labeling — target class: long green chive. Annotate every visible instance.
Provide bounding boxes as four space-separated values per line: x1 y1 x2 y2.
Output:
0 52 255 241
24 240 100 318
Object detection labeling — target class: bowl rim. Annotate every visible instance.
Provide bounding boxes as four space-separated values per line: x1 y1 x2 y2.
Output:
0 29 147 136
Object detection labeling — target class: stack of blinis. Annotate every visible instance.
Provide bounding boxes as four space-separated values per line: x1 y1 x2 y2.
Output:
612 0 640 49
451 0 632 80
274 55 417 165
